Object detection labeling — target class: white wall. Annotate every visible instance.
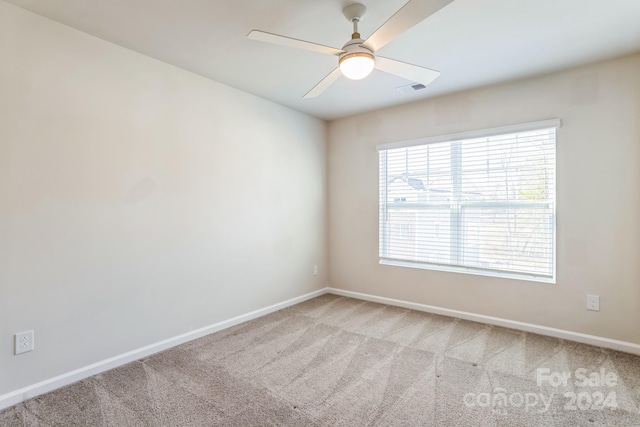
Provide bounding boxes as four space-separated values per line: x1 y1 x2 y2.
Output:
0 2 327 396
329 54 640 345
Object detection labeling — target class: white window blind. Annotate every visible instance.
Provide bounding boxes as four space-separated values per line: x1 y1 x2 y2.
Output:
378 120 559 282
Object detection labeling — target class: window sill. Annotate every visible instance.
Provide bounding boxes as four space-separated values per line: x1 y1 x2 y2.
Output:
379 258 556 284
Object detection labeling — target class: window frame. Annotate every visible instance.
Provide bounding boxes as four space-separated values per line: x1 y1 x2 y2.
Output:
377 119 560 284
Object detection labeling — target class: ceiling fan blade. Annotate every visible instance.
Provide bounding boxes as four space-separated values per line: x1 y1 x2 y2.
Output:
247 30 344 56
363 0 454 52
375 56 440 86
303 68 342 99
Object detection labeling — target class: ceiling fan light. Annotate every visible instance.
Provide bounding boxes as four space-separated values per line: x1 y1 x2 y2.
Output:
339 52 375 80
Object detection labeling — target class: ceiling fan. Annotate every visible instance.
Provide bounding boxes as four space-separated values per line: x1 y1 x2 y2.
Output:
247 0 453 99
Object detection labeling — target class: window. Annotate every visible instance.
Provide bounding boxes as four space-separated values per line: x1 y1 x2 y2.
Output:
378 119 559 282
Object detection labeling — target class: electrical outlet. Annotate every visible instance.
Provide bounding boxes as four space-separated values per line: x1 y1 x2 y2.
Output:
587 295 600 312
15 330 35 355
313 265 318 276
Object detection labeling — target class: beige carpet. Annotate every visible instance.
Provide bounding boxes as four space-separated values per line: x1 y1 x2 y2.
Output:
2 294 640 426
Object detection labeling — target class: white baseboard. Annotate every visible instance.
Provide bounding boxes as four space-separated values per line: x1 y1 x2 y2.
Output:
327 287 640 356
0 287 329 411
4 286 638 411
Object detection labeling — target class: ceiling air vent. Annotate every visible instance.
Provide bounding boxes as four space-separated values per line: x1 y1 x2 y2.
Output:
396 83 427 94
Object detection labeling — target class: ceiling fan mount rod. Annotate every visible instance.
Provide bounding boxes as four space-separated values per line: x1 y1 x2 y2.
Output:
343 3 368 37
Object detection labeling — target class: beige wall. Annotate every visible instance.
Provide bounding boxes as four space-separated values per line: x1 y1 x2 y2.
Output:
0 2 327 395
329 54 640 345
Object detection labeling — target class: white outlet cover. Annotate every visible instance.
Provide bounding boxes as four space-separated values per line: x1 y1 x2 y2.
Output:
15 330 35 355
587 295 600 311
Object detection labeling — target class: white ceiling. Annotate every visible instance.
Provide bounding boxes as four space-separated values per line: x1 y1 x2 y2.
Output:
6 0 640 120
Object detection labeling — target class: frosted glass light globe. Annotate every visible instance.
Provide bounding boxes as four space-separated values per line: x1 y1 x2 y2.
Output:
339 53 375 80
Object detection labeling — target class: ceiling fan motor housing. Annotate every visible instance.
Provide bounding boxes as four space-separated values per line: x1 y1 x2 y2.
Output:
338 38 375 80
